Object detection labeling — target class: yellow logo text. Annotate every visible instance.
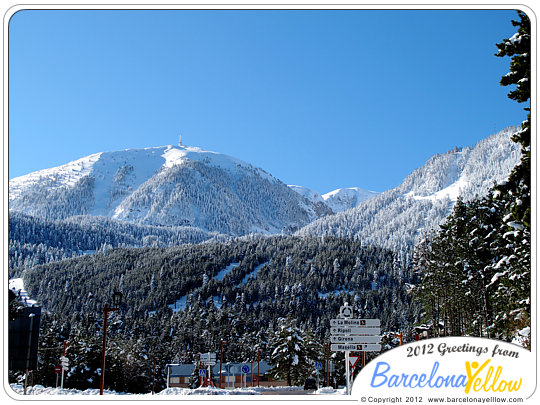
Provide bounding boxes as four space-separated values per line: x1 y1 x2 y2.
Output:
464 360 522 394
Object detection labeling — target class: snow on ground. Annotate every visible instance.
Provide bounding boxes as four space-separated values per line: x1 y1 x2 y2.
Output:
406 175 469 202
315 387 346 395
9 278 38 306
318 288 353 299
9 384 121 396
156 387 261 395
9 384 341 396
214 262 240 281
238 261 269 286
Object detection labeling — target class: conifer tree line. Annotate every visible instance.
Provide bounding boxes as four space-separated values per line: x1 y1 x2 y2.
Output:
413 11 531 346
11 236 418 392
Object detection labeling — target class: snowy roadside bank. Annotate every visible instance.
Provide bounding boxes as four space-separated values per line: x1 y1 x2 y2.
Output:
9 384 345 396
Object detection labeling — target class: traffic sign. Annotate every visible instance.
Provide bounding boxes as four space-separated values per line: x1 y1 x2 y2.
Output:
331 335 380 344
241 365 250 373
199 369 207 377
331 343 381 352
331 326 381 335
330 318 380 327
54 366 62 374
315 362 322 370
349 356 360 370
200 353 216 360
201 361 216 366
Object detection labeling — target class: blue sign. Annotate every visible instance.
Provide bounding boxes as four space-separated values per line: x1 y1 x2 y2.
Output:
241 365 250 373
199 369 206 377
315 362 322 370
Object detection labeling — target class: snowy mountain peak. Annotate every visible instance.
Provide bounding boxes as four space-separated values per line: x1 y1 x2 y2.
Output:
322 187 380 213
288 185 325 203
9 144 321 235
399 127 521 203
288 185 379 213
297 127 522 249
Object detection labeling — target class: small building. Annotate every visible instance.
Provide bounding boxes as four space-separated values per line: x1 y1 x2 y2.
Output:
166 361 284 389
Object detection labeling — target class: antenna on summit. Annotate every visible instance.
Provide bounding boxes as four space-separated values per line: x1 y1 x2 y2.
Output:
178 134 183 147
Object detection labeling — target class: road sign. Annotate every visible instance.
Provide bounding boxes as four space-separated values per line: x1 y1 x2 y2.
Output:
330 318 381 327
201 361 216 366
315 362 322 370
54 366 62 374
330 326 381 335
199 369 207 377
241 365 250 373
331 343 382 352
349 356 360 370
331 335 380 344
200 353 216 360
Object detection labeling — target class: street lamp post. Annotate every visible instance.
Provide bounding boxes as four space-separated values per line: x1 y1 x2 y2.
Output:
219 340 227 388
257 349 262 387
325 343 330 387
99 292 122 395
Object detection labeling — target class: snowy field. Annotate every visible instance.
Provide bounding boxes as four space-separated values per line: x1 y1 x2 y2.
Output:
9 384 345 396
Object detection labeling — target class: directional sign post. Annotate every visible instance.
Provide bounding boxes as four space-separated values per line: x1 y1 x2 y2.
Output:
199 353 217 365
60 356 69 371
330 304 381 395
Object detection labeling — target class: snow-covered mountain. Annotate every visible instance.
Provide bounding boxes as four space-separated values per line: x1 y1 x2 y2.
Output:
9 145 326 236
322 187 380 212
288 185 326 204
296 128 522 250
9 127 521 244
289 185 379 213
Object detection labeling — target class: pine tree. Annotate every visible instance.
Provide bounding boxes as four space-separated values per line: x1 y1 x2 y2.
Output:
268 317 307 386
491 10 531 344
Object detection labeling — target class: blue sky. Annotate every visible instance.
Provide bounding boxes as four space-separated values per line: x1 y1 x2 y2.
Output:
8 8 527 194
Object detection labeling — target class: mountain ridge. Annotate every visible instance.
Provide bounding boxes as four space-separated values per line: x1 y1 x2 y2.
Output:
296 127 521 250
9 127 520 244
9 144 324 235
